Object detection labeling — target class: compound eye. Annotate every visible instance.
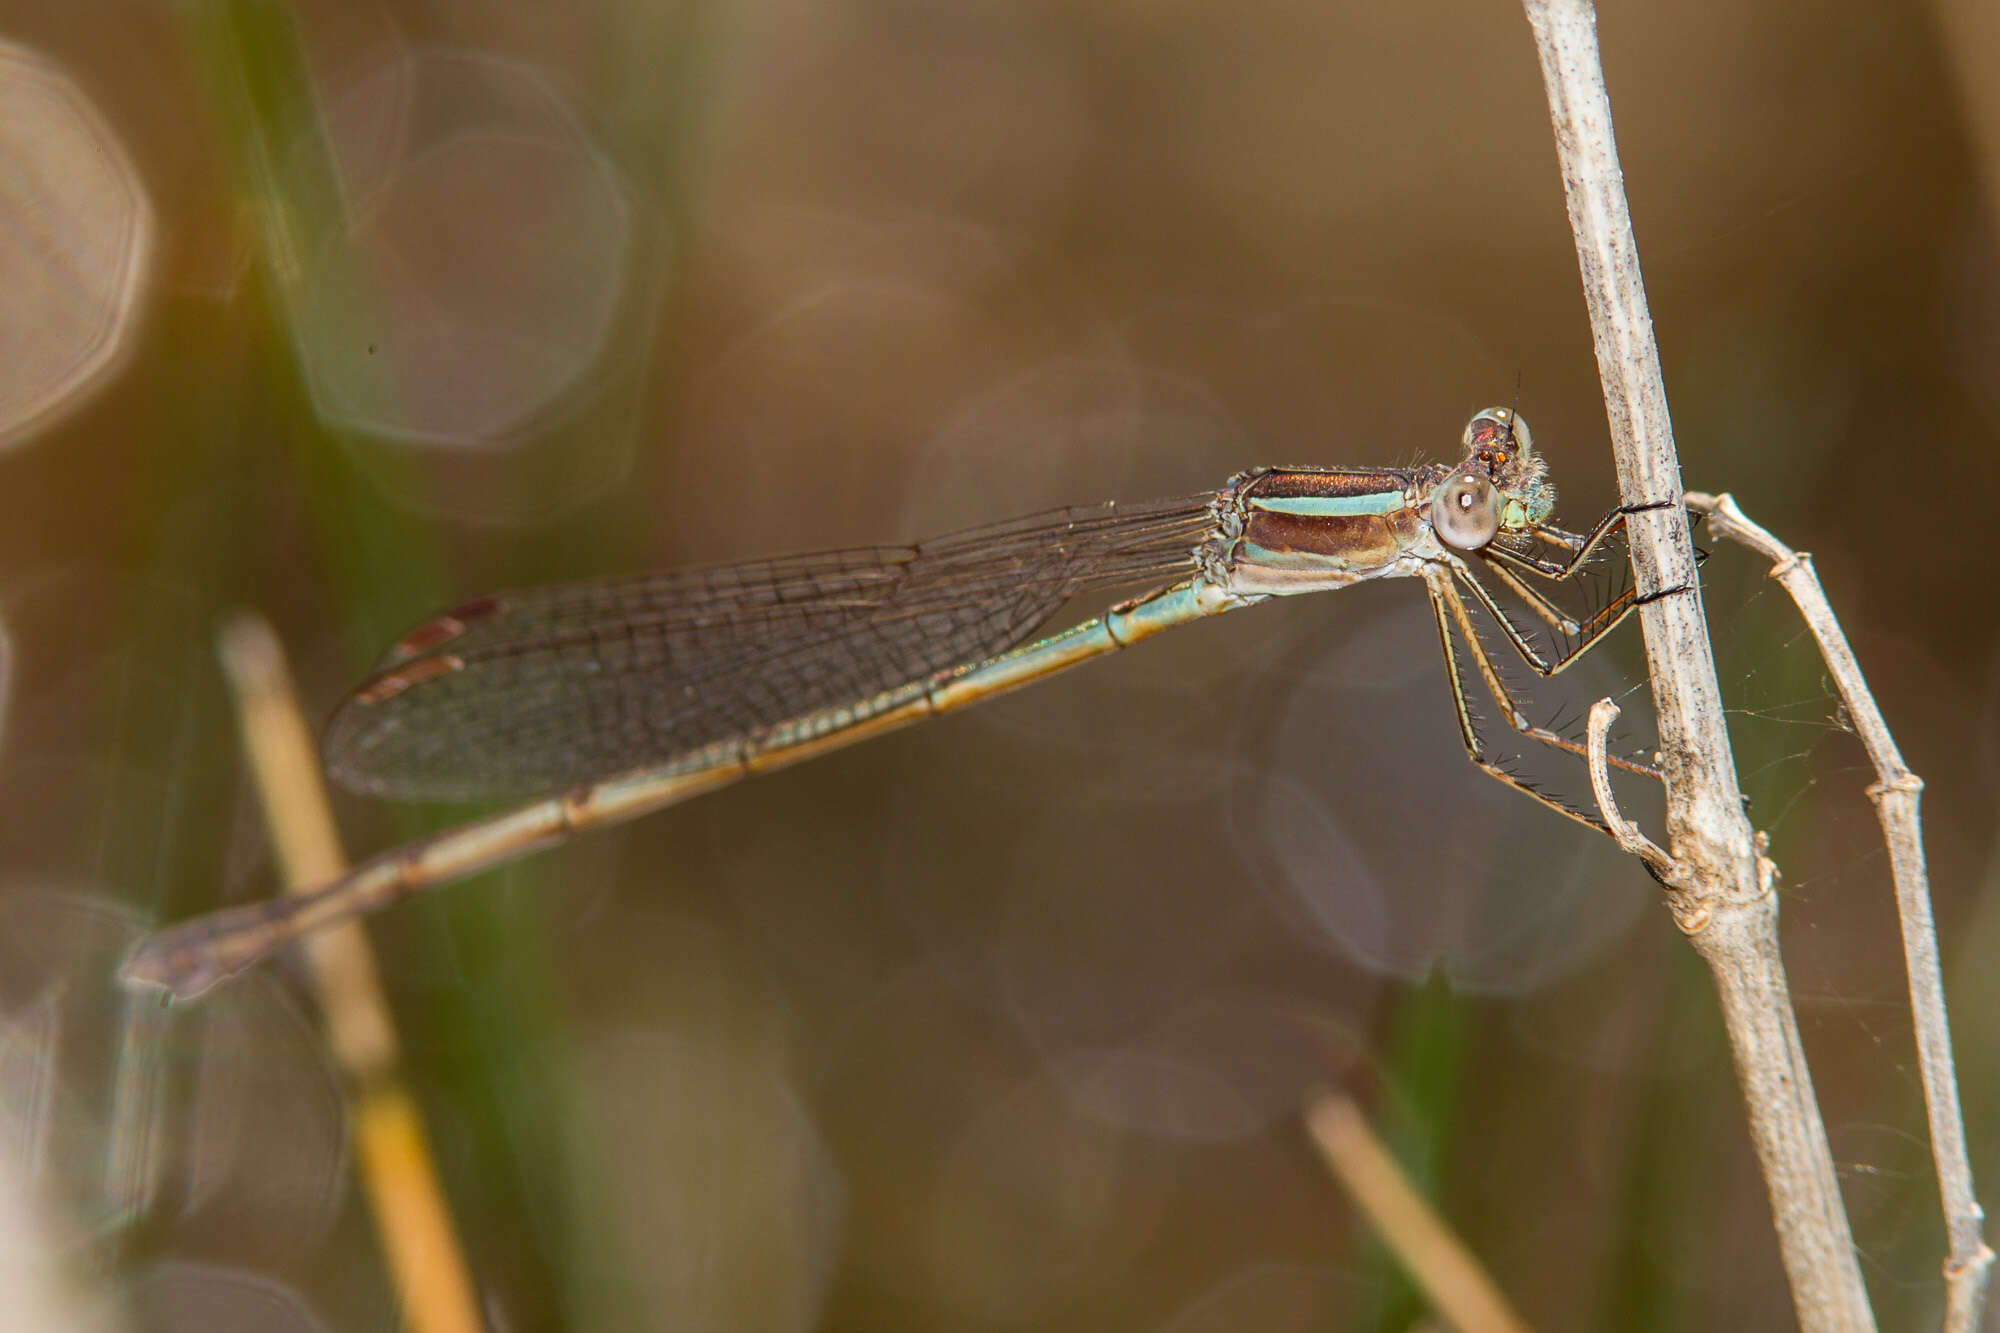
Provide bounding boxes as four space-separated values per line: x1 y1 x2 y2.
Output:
1431 473 1502 550
1462 407 1534 457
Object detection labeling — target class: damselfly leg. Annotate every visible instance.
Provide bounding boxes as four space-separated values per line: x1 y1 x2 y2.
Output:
1425 502 1698 832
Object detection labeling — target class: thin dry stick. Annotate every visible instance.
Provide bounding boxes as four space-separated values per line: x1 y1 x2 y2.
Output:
1520 2 1873 1328
1683 492 1994 1331
217 616 487 1333
1305 1093 1531 1333
1582 699 1674 877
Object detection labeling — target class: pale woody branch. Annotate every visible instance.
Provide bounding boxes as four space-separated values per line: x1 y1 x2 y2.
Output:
1684 492 1994 1333
1523 0 1878 1327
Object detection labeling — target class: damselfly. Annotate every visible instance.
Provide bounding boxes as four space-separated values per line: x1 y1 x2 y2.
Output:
123 408 1675 1000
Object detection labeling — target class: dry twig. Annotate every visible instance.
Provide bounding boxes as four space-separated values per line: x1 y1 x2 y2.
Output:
1522 1 1875 1327
218 616 486 1333
1683 493 1993 1331
1305 1093 1530 1333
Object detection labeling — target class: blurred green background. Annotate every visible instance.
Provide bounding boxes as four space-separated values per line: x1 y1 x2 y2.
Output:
0 1 1994 1329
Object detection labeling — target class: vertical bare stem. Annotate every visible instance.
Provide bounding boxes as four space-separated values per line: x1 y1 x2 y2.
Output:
1520 2 1873 1328
1686 493 1993 1332
218 616 488 1333
1305 1093 1531 1333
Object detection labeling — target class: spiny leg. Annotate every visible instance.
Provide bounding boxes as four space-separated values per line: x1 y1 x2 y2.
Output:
1471 554 1584 639
1453 554 1644 680
1481 509 1621 576
1489 498 1676 576
1420 500 1702 826
1477 514 1640 667
1482 501 1696 647
1488 500 1700 596
1425 562 1665 806
1422 569 1619 834
1441 566 1663 780
1468 504 1702 678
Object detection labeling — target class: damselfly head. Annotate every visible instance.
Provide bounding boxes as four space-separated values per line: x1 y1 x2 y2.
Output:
1460 406 1554 531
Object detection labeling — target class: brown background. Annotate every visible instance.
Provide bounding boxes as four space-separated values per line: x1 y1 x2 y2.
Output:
0 1 1994 1329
